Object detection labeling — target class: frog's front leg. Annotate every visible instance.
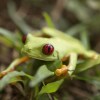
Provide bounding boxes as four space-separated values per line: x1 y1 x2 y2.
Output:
55 53 78 76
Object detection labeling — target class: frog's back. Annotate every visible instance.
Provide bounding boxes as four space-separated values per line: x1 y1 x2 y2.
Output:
42 27 84 47
49 37 88 59
42 27 86 51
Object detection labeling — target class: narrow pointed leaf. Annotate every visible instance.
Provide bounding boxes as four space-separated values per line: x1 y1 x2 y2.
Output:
43 12 55 28
0 28 15 42
75 55 100 73
0 71 33 90
39 79 64 95
30 65 54 87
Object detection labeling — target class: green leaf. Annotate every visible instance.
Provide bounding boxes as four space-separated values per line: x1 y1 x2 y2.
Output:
75 55 100 73
0 28 22 51
0 71 33 90
7 1 33 34
30 65 54 87
9 76 23 83
43 12 55 28
66 24 86 36
0 28 16 43
80 31 90 50
75 75 100 89
0 36 13 47
39 79 64 95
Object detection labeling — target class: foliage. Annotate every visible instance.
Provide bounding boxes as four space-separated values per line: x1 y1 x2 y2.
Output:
0 0 100 99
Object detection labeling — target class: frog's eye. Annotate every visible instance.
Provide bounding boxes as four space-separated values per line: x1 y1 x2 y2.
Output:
42 44 54 55
22 34 27 44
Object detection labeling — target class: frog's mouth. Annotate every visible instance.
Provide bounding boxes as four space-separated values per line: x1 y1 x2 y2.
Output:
27 54 58 61
22 48 58 61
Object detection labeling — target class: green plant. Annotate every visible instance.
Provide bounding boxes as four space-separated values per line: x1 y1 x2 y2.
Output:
0 1 100 99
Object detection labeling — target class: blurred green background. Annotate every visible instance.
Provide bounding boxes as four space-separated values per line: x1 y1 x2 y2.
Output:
0 0 100 100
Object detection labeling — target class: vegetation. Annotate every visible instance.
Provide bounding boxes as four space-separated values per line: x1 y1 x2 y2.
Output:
0 0 100 100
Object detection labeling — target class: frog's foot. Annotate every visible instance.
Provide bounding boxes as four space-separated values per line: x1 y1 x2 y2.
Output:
92 53 99 60
55 65 68 76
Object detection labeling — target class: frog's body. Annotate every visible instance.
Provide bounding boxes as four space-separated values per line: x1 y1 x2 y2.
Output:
42 27 97 57
22 27 98 76
22 34 95 61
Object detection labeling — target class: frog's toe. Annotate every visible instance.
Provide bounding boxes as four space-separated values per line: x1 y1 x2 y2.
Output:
55 65 68 76
92 54 99 59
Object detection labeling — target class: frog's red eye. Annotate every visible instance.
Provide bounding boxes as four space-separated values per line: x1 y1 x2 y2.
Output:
22 34 27 44
42 44 54 55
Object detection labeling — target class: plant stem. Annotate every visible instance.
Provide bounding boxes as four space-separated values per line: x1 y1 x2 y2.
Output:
0 56 29 79
42 81 54 100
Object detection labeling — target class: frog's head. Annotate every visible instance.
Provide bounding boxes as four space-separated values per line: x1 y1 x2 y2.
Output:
21 34 58 61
